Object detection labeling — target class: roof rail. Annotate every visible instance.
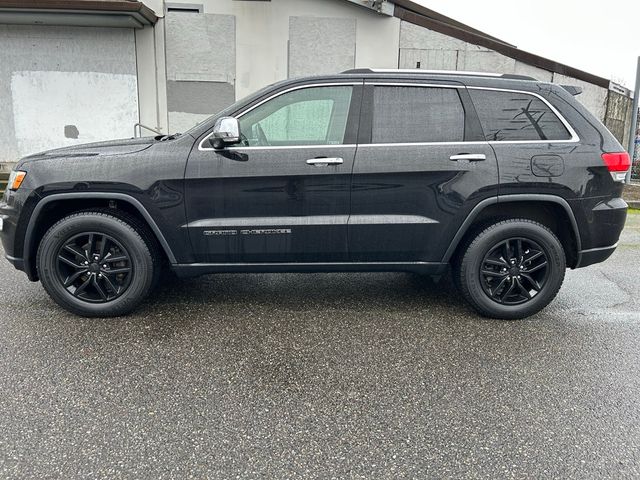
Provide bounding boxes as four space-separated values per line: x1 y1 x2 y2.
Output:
341 68 536 81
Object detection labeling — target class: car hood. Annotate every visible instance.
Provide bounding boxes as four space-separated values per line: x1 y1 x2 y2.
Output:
20 137 157 163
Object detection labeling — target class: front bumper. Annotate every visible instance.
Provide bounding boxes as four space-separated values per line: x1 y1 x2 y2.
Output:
0 189 29 273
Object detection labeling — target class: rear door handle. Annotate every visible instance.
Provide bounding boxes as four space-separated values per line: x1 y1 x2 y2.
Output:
306 157 344 166
449 153 486 162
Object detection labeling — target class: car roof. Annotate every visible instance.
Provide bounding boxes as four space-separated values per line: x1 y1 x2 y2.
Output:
274 69 555 94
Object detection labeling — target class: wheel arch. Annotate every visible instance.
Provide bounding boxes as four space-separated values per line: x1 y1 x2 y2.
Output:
443 194 582 268
23 193 177 281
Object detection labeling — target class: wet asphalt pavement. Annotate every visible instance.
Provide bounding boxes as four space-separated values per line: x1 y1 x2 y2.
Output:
1 213 639 479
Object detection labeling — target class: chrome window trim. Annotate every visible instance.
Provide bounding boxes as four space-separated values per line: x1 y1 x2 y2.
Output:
358 141 490 148
227 144 357 151
198 82 362 151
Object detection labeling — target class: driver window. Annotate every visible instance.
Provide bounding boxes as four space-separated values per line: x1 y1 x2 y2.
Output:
238 86 353 147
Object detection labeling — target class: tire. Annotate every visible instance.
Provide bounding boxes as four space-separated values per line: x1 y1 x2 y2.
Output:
455 219 566 320
36 211 157 317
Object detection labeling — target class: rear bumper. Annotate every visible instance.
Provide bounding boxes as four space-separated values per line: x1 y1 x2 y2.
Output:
575 243 617 268
570 196 627 268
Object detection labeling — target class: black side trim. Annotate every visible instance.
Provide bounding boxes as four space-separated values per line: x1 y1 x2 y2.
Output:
23 192 177 279
441 194 582 264
458 87 485 142
172 261 449 277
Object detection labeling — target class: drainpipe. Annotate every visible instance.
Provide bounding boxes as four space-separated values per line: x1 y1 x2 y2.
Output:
627 56 640 184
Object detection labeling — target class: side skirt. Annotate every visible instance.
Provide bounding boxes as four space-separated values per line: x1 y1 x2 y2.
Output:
171 262 450 278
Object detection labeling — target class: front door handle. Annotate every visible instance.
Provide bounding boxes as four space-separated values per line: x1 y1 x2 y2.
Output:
449 153 486 162
306 157 344 166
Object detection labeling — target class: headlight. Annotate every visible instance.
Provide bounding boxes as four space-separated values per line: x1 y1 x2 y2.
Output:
7 170 26 191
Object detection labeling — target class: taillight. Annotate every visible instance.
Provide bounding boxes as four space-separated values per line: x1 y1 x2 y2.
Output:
601 152 631 172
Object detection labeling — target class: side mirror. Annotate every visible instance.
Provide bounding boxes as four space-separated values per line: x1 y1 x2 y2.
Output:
208 116 240 149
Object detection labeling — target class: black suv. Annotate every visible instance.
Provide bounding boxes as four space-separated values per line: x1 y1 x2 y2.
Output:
0 69 630 319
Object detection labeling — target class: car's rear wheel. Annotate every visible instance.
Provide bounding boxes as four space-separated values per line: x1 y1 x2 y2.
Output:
37 211 156 317
455 219 566 319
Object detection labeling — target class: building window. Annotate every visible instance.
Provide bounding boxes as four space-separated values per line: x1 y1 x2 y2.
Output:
166 3 203 13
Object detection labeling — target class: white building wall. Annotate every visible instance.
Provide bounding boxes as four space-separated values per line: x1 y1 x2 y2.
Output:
169 0 400 98
551 73 608 121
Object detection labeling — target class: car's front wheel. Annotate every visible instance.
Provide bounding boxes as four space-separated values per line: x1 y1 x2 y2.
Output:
37 211 156 317
455 219 566 319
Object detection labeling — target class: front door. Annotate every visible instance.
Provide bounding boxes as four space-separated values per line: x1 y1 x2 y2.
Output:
349 82 499 263
185 82 362 263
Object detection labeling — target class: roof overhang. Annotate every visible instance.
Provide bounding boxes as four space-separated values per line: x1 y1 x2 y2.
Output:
391 3 610 89
0 0 158 28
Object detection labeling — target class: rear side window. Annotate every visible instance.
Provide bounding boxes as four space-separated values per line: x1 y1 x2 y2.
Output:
372 86 465 143
469 89 572 142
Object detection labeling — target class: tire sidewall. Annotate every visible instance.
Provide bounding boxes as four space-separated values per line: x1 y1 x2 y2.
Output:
462 221 566 319
37 214 154 317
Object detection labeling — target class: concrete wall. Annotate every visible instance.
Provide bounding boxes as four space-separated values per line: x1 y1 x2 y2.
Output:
0 24 139 162
398 21 609 122
288 16 357 77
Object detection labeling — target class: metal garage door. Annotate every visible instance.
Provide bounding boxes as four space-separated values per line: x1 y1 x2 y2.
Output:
0 24 139 163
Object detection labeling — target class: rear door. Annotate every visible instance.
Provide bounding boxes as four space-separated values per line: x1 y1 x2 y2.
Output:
349 81 499 262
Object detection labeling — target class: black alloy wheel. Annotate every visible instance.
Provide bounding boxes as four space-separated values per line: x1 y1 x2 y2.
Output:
455 219 566 320
37 211 157 317
56 232 133 303
479 237 549 305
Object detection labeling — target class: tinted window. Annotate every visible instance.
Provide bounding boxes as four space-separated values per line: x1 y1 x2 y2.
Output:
469 89 571 141
372 86 465 143
238 86 353 146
